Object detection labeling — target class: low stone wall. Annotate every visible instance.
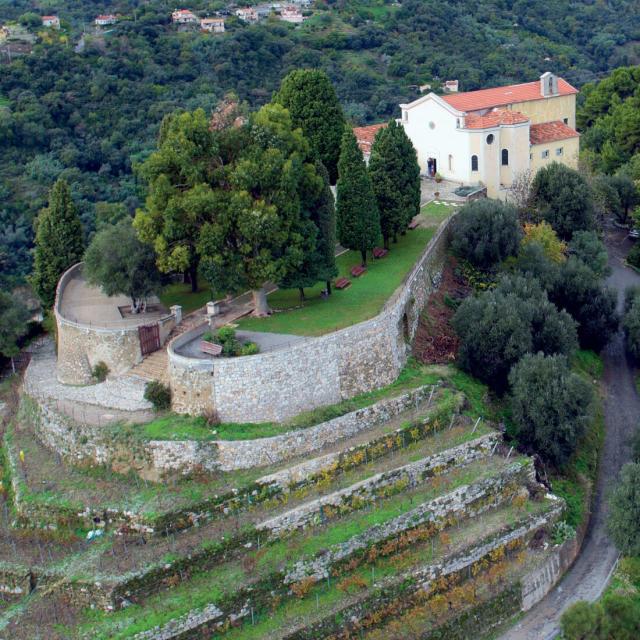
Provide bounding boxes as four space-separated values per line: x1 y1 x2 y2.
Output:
258 434 508 540
54 263 176 384
169 217 452 423
24 383 442 480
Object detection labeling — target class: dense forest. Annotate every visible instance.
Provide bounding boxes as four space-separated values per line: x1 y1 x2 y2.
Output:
1 0 639 286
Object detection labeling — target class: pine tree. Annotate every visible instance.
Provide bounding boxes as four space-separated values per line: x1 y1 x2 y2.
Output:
274 69 346 184
31 179 84 308
368 121 421 248
336 128 381 266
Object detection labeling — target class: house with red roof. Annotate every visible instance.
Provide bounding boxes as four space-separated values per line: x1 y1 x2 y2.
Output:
41 15 60 29
171 9 198 24
95 14 118 27
395 72 579 198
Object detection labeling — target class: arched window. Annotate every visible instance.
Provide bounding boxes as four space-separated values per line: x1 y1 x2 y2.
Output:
501 149 509 166
471 155 478 172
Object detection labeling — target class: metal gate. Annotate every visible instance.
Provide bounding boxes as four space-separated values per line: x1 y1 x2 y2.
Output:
139 323 161 356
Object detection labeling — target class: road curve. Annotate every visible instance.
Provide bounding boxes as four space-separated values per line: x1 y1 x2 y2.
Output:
499 226 640 640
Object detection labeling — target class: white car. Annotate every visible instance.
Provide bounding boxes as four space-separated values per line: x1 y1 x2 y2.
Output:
629 228 640 240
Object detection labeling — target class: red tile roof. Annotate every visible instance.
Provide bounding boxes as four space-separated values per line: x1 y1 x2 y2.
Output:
464 109 529 129
442 78 578 112
352 123 387 155
529 120 579 145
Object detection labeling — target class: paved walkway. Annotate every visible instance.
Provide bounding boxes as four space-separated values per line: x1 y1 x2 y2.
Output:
24 340 154 426
499 225 639 639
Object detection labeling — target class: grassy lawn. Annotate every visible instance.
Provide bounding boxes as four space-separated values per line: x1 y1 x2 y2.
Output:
239 227 435 336
420 200 455 227
159 282 213 315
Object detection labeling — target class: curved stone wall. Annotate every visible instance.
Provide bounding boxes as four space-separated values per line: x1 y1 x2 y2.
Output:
169 217 452 423
55 263 175 384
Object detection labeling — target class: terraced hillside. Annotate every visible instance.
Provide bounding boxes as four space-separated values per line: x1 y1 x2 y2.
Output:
0 366 574 640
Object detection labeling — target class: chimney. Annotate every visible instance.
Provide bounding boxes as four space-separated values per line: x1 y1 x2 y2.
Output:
540 72 558 97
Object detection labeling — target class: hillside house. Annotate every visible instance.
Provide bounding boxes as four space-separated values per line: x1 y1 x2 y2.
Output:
95 15 117 26
41 16 60 29
280 6 304 23
171 9 198 24
397 72 579 198
201 17 225 32
443 80 459 93
235 7 259 22
353 123 387 164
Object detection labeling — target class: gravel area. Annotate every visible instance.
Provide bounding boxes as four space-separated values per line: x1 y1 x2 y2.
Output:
23 340 153 423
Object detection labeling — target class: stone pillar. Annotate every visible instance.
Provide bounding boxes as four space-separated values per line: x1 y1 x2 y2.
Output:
170 305 182 326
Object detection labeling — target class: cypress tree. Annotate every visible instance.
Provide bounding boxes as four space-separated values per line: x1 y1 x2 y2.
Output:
313 161 338 294
31 179 84 308
336 128 381 266
368 120 421 248
274 69 346 184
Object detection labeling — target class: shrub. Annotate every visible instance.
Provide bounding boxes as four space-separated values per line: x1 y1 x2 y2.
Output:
511 241 560 291
627 243 640 270
561 594 640 640
561 600 608 640
450 199 522 270
240 341 259 356
521 222 566 263
608 462 640 556
550 257 619 351
509 353 593 467
216 326 236 344
453 276 577 393
569 230 610 277
551 520 576 545
623 288 640 360
530 162 595 239
144 380 172 412
91 361 109 382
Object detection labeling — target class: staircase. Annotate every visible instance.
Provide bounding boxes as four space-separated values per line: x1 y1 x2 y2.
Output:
127 310 205 383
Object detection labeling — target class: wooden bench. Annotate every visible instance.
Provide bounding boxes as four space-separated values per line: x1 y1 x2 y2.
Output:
408 219 420 230
351 265 367 278
335 277 351 290
373 247 388 259
199 341 223 357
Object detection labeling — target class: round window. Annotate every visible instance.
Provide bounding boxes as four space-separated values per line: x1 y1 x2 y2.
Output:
429 121 436 130
486 134 495 145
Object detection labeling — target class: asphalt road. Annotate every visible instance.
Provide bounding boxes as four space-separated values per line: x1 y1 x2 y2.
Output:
499 226 640 640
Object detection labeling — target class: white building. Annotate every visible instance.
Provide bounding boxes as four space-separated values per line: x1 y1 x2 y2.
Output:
397 73 580 198
95 14 118 27
201 17 225 33
171 9 198 24
235 7 259 23
280 6 304 23
41 16 61 29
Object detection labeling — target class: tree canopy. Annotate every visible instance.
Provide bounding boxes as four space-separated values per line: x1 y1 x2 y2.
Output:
336 127 381 265
84 219 162 313
30 179 84 308
274 69 346 184
0 290 30 360
508 352 593 467
368 120 420 248
530 163 595 239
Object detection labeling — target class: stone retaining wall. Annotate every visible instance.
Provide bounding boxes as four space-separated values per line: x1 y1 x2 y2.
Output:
55 263 176 384
168 217 452 423
258 434 508 540
24 384 441 479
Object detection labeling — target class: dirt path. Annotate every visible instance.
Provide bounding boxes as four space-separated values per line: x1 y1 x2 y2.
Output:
499 226 640 640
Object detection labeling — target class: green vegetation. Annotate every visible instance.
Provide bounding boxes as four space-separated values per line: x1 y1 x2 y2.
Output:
30 178 84 308
239 227 434 336
451 199 522 270
420 201 453 227
159 282 214 314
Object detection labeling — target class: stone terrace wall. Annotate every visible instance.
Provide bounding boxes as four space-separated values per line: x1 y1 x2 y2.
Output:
169 217 452 423
55 263 175 384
